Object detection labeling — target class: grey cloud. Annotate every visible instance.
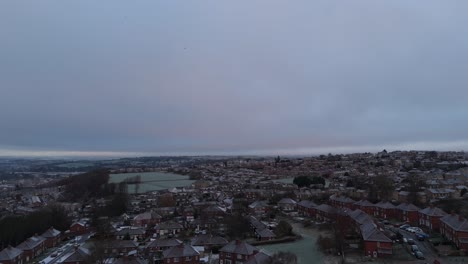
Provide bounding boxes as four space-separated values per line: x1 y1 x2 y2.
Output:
1 1 468 156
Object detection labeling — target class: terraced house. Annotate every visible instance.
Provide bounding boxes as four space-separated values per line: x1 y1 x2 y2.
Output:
439 213 468 250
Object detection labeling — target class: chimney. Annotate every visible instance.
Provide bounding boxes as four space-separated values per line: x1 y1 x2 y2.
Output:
235 240 241 245
459 215 464 222
451 210 455 216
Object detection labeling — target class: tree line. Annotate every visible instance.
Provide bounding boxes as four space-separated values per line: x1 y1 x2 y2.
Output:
0 204 70 249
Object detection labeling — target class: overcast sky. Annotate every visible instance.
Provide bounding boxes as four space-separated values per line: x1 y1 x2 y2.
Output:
1 1 468 157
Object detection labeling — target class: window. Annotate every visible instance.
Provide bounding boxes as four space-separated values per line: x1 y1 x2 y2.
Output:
186 256 191 261
174 257 179 262
226 253 231 258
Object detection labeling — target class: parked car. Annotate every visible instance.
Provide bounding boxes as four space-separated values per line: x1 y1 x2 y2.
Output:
410 245 419 253
407 239 416 245
400 224 411 229
415 250 425 259
403 237 408 244
416 233 426 241
407 227 423 233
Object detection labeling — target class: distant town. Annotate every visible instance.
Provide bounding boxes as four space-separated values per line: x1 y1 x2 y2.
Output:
1 150 468 264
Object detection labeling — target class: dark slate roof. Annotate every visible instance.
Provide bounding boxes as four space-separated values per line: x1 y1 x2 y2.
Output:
256 229 276 238
220 241 258 255
396 203 420 212
134 211 162 221
348 209 373 225
17 236 45 250
115 228 146 236
191 235 228 246
147 238 182 249
41 227 61 238
278 198 296 205
419 207 447 217
440 214 468 232
315 204 338 214
245 252 272 264
248 216 267 231
375 201 396 209
248 201 269 209
354 200 375 207
0 246 22 261
297 200 317 209
330 194 355 203
61 248 90 263
113 257 148 264
360 222 392 243
155 221 183 230
105 240 138 249
203 205 226 213
162 244 199 258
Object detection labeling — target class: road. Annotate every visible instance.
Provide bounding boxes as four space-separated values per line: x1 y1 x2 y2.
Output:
398 228 439 263
42 233 93 264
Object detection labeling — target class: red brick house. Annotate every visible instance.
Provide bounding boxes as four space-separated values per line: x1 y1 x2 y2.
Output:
360 220 393 257
248 201 269 216
133 211 162 227
314 204 338 222
191 235 228 251
61 247 91 264
395 203 420 225
277 198 296 212
0 246 23 264
255 228 276 241
354 200 376 216
419 206 447 232
17 235 45 262
348 209 393 257
182 207 195 222
202 205 226 218
146 238 182 253
439 213 468 250
162 244 200 264
115 228 146 241
41 227 61 248
296 200 317 217
375 201 396 219
69 220 89 235
219 241 258 264
329 194 355 210
154 221 184 238
103 240 138 257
